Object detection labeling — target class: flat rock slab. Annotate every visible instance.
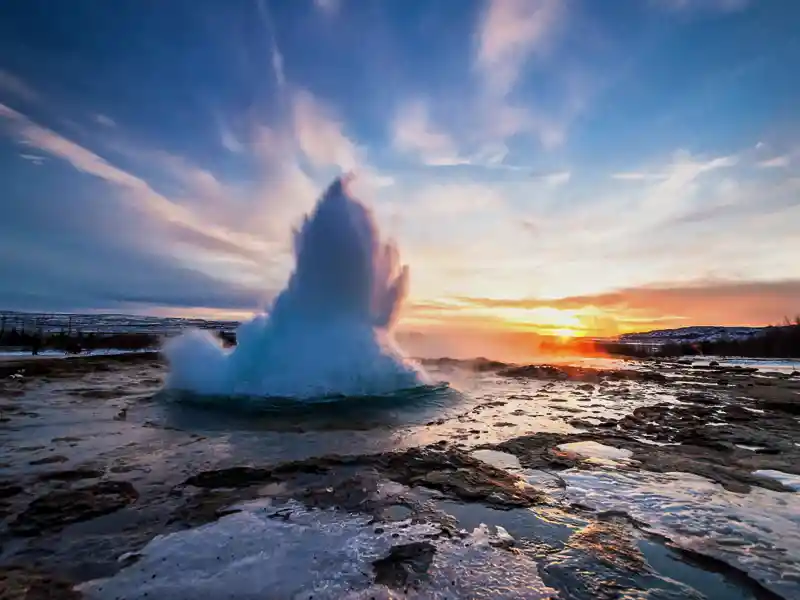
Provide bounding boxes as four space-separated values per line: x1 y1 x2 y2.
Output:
10 481 138 536
181 446 545 511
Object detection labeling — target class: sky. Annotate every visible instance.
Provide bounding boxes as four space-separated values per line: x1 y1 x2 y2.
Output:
0 0 798 339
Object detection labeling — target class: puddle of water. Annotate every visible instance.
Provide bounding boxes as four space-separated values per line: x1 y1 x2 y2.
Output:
434 499 757 600
561 468 800 599
556 440 633 461
470 449 521 470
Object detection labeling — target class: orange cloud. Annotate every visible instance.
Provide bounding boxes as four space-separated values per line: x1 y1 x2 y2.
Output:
402 279 800 337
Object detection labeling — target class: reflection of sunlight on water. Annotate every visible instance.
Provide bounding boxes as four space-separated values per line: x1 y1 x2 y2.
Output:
561 468 800 598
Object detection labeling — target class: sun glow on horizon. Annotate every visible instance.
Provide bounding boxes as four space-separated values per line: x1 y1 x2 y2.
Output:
552 327 581 339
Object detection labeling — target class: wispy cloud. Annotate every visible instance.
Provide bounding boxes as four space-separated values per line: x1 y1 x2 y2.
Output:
611 172 668 181
94 113 116 128
541 170 571 186
255 0 286 91
653 0 749 13
472 1 575 150
401 182 505 216
628 151 738 220
0 103 269 262
757 154 791 168
291 89 358 170
0 70 40 103
392 100 466 166
314 0 340 15
215 113 244 153
18 153 46 165
154 152 230 201
476 0 563 98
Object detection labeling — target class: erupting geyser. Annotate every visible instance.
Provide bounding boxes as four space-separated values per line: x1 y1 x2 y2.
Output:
164 176 427 399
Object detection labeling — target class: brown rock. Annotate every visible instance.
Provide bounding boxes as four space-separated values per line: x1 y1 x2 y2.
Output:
0 567 81 600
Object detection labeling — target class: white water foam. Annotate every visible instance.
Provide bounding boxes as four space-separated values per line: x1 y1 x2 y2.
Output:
561 468 800 598
164 177 426 399
80 502 555 599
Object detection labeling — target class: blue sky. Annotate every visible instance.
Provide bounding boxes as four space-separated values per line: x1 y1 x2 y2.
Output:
0 0 798 334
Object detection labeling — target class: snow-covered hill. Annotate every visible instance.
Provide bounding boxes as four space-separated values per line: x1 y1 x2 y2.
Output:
619 326 765 344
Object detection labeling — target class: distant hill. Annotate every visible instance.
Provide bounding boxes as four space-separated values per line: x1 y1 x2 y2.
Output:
618 326 765 344
0 310 239 335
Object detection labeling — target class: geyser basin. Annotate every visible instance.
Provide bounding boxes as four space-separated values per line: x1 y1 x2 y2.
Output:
164 177 427 400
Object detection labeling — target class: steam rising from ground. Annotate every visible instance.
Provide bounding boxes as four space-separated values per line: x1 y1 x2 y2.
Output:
165 177 426 399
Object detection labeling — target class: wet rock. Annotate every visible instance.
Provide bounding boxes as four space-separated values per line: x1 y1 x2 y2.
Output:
17 446 45 452
722 405 754 421
108 465 138 474
296 475 377 511
0 566 81 600
745 384 800 414
488 433 587 471
372 541 436 589
376 446 545 508
184 466 276 489
0 480 23 500
38 468 105 482
0 353 160 380
69 388 122 400
760 399 800 415
501 364 570 380
639 371 668 384
677 393 719 405
483 400 507 408
170 489 255 527
10 481 138 536
29 455 69 466
570 519 647 574
185 448 545 511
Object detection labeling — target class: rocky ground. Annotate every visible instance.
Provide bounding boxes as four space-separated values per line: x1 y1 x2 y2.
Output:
0 353 798 599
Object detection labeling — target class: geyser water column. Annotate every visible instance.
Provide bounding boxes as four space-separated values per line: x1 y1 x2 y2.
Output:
164 177 427 399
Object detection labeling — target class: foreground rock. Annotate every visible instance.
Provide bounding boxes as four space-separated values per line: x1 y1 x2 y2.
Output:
372 542 437 589
499 363 668 384
374 446 545 508
0 566 81 600
181 445 545 512
0 352 160 381
488 376 800 493
10 481 138 536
